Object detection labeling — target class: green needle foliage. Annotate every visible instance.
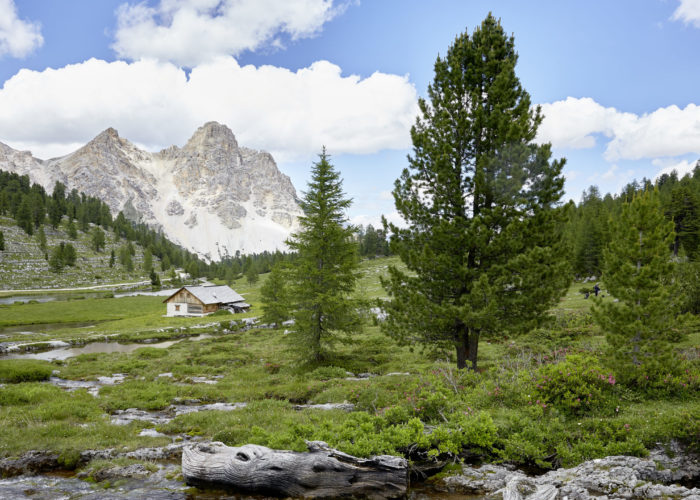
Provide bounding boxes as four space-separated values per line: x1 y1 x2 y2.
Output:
383 14 570 370
592 189 679 386
260 263 292 328
285 148 362 362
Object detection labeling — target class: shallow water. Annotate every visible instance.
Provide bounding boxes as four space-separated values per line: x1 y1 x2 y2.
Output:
114 288 178 298
0 295 58 305
2 334 212 361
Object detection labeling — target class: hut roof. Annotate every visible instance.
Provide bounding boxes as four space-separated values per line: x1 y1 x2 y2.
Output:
164 285 245 305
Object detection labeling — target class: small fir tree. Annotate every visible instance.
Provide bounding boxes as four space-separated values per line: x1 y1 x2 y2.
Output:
36 226 47 254
91 226 105 252
67 219 78 240
62 242 77 266
161 254 171 272
47 199 62 229
245 265 259 284
260 264 291 327
0 230 4 251
109 249 115 268
16 197 33 235
49 244 64 272
150 268 161 288
143 248 153 271
592 190 678 385
284 148 361 362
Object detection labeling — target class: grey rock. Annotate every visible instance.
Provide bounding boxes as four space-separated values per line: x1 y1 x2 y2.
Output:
441 448 700 500
0 450 59 476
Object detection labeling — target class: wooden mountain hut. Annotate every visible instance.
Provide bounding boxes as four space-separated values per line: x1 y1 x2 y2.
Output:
164 285 250 317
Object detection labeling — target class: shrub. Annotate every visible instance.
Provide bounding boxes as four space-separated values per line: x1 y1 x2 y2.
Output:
309 366 348 380
530 354 617 416
0 359 53 383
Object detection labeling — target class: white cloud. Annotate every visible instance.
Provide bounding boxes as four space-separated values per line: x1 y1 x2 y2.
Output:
653 158 698 180
112 0 348 67
601 164 618 180
672 0 700 28
351 211 405 229
0 0 43 58
0 57 417 161
537 97 700 161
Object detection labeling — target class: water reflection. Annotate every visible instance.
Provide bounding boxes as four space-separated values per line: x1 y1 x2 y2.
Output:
3 335 212 361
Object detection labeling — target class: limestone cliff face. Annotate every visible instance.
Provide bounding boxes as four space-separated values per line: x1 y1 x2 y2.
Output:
0 122 302 260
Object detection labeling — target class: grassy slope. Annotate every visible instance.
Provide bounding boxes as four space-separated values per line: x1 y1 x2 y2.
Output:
0 256 697 471
0 215 160 291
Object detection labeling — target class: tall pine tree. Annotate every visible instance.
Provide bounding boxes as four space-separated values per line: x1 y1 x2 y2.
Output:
285 148 361 362
592 190 678 385
383 14 569 370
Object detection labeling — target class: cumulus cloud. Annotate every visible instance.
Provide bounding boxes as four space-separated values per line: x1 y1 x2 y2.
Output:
672 0 700 28
653 158 699 180
0 57 417 161
0 0 43 58
112 0 348 66
537 97 700 161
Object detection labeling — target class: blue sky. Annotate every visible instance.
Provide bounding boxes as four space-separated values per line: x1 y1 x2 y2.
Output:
1 0 700 227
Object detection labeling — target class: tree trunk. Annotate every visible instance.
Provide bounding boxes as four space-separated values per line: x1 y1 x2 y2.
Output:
468 328 480 371
182 441 408 499
455 323 469 369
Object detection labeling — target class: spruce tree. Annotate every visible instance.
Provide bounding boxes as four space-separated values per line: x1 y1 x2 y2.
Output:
245 264 259 284
63 242 77 267
37 226 47 255
260 264 291 328
383 14 569 370
16 197 33 235
91 227 105 252
161 254 171 272
49 244 64 272
285 148 361 362
150 268 161 288
0 230 4 251
67 219 78 240
143 248 153 271
592 190 678 385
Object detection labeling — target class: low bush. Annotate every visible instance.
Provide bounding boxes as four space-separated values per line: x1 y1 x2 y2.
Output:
530 354 617 416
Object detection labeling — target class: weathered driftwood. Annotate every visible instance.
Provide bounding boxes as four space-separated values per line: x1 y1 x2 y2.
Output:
182 440 408 498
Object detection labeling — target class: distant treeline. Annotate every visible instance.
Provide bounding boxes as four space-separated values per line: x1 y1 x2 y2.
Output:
564 161 700 277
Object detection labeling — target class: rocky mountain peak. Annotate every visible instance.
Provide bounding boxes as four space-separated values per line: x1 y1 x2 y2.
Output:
0 123 303 260
183 121 238 153
92 127 121 144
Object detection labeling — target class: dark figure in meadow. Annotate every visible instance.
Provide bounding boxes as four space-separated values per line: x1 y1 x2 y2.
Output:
594 283 600 296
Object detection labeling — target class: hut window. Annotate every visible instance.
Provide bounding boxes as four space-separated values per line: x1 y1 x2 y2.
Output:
175 305 180 311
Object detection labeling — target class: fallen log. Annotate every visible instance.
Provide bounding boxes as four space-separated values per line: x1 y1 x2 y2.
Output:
182 440 408 499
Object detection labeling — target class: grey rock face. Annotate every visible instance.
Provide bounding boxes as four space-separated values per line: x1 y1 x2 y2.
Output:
0 122 303 258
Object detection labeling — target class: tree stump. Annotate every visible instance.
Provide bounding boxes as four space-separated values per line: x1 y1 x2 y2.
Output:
182 440 408 498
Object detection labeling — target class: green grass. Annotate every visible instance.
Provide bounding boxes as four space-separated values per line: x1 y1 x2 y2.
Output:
0 359 53 383
0 255 696 476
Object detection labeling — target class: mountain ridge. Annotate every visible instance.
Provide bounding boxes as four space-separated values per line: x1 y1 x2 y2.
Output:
0 123 303 260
